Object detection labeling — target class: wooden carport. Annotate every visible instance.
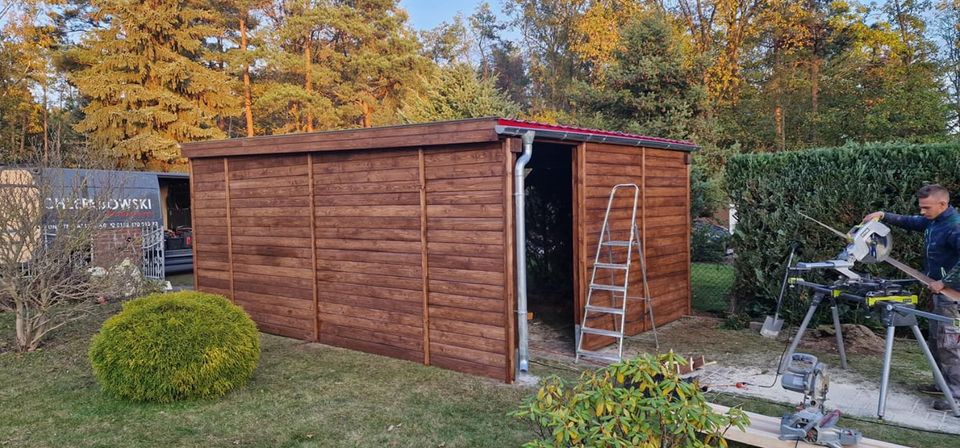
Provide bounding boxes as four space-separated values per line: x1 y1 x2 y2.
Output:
182 118 696 382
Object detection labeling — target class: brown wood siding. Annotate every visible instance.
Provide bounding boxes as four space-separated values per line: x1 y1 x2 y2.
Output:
580 144 690 350
312 149 426 363
226 154 315 340
423 142 509 380
192 158 232 298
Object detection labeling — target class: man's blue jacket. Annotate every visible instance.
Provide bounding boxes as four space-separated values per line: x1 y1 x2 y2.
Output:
883 206 960 284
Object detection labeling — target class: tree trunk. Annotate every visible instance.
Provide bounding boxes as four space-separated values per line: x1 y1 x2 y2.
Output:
304 37 314 133
810 57 820 144
775 105 784 152
42 83 49 163
361 101 372 128
240 16 255 138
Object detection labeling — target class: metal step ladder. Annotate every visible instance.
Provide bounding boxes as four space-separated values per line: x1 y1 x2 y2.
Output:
576 184 658 363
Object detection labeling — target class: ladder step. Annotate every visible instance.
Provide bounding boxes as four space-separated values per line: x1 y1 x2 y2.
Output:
578 350 622 363
590 283 626 293
594 262 628 270
585 305 624 315
580 327 624 338
603 240 632 247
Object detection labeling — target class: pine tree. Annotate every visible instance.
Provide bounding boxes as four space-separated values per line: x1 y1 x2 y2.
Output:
398 63 519 122
572 13 706 140
69 0 238 169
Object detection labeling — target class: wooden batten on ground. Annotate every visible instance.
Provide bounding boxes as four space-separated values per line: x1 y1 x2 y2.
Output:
708 404 907 448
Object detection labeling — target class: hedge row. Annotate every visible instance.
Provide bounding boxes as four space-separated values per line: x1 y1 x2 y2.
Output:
725 141 960 318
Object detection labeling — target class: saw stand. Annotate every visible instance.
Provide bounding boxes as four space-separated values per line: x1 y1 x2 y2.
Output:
780 285 960 419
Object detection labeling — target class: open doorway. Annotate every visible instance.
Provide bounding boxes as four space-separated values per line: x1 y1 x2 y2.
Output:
524 143 576 357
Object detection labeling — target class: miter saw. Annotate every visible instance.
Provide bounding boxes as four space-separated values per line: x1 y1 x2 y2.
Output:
780 214 960 419
779 353 862 447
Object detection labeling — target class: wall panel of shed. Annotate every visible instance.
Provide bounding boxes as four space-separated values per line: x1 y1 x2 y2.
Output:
227 155 315 340
580 144 690 350
191 158 231 298
312 149 426 363
423 142 510 380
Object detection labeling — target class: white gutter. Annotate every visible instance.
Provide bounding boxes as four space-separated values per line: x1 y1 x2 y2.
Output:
515 130 534 373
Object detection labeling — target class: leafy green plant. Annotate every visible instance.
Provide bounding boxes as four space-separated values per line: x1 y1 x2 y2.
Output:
89 291 260 403
511 352 748 447
726 142 960 319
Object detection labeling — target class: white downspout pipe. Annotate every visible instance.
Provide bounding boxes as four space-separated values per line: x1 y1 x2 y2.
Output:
515 130 534 373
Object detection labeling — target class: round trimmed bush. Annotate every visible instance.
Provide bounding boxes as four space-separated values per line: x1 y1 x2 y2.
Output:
89 291 260 402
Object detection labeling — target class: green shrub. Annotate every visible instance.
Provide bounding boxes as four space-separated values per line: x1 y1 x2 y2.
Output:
726 142 960 319
511 352 748 447
89 291 260 403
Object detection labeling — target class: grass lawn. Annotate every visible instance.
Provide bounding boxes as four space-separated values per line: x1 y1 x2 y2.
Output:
0 304 533 447
3 299 955 447
692 262 734 314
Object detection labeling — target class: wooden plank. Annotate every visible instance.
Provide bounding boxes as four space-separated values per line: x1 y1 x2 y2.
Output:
231 226 312 238
430 317 506 341
233 291 313 310
313 227 420 242
429 292 504 313
313 192 420 206
313 167 419 185
430 328 504 353
429 279 503 300
423 161 504 180
426 241 504 259
191 158 226 174
316 280 422 303
314 238 421 254
228 164 308 180
314 205 420 218
312 180 421 196
426 190 503 205
320 332 423 364
426 204 503 218
315 249 422 267
428 254 504 272
429 267 504 285
224 159 235 302
706 404 906 448
426 229 504 245
323 323 423 352
419 148 431 365
232 262 313 279
189 159 200 289
228 154 307 170
428 305 504 326
228 196 311 208
423 147 503 165
425 176 503 193
312 152 419 174
320 301 424 329
233 278 312 300
231 244 312 259
430 354 505 380
313 258 422 279
257 321 314 341
182 118 498 157
231 207 311 217
426 217 504 231
429 342 505 368
313 216 420 230
316 270 423 291
317 292 422 315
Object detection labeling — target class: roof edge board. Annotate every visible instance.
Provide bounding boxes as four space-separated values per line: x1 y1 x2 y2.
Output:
494 125 699 152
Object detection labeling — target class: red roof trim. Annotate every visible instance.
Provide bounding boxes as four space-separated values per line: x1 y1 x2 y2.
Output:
495 118 696 147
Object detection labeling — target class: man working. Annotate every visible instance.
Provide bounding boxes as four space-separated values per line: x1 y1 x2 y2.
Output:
863 184 960 411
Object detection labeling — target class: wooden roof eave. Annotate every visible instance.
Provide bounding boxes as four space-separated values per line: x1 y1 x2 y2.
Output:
181 118 501 159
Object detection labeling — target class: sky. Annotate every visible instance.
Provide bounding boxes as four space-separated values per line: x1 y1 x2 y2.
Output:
399 0 508 31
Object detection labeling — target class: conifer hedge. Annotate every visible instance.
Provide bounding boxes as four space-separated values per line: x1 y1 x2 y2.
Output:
726 142 960 319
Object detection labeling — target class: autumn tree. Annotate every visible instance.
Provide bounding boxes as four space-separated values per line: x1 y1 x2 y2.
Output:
572 13 706 140
68 0 238 170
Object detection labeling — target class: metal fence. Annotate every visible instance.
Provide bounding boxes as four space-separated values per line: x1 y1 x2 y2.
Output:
691 220 734 315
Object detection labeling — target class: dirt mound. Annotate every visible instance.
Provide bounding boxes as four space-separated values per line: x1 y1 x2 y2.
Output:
806 324 885 354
